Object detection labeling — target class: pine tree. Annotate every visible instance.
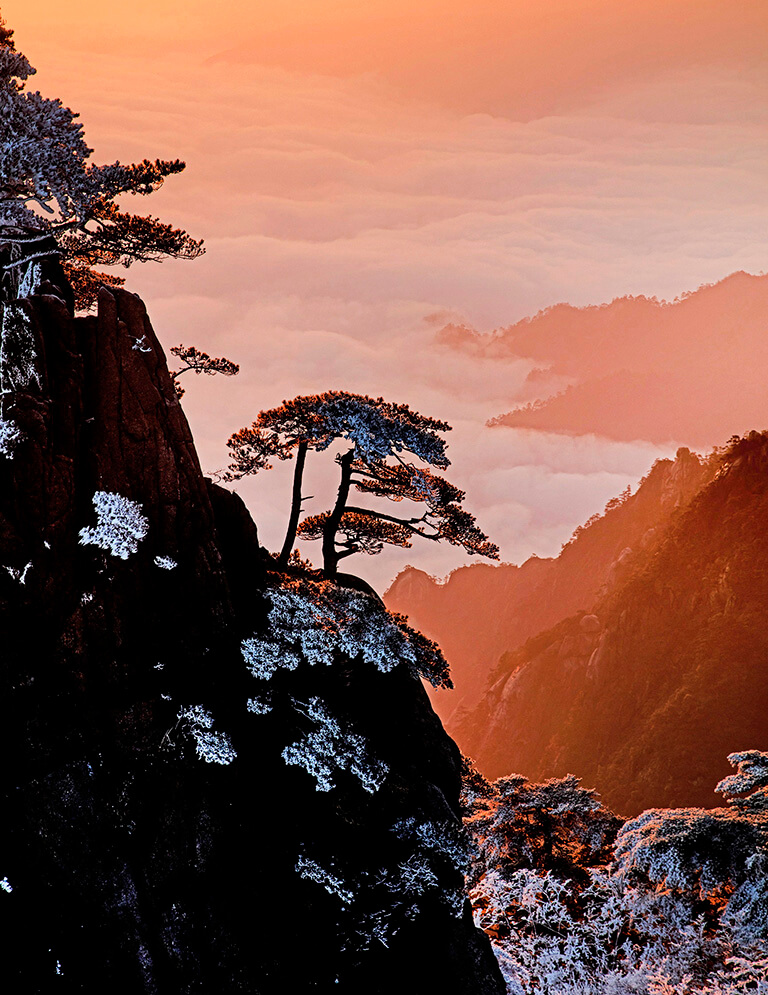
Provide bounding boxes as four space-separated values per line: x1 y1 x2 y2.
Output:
0 13 203 309
225 390 498 574
168 345 239 398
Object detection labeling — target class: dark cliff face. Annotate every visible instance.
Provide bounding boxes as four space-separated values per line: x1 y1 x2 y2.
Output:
457 434 768 816
0 270 503 993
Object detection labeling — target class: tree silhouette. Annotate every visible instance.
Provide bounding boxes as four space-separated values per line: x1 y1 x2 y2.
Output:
226 390 498 575
0 14 203 308
169 345 239 398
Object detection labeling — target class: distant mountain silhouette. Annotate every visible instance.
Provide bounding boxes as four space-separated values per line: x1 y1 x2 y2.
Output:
440 271 768 446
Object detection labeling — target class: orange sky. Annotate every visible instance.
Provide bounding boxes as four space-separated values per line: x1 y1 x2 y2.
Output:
4 0 768 586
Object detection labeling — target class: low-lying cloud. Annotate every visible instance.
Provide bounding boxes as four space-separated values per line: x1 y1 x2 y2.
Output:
7 3 767 587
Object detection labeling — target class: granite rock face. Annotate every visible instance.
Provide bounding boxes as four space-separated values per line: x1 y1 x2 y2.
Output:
457 435 768 816
0 265 503 993
385 446 712 729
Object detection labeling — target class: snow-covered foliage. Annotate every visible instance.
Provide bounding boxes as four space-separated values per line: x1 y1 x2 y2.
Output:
0 32 91 228
1 302 41 393
241 577 452 688
614 807 753 895
227 391 451 478
78 491 149 560
614 750 768 946
226 390 497 572
393 816 472 876
0 15 202 308
178 705 237 766
467 756 768 995
130 335 151 353
0 416 22 456
5 560 31 583
17 260 41 298
246 696 272 715
153 555 177 570
282 696 387 794
295 855 355 906
717 751 768 814
388 816 471 918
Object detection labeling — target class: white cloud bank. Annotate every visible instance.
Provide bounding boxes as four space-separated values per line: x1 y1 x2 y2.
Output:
7 8 767 587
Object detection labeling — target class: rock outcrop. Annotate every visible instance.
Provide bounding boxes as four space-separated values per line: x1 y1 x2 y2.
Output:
0 258 503 993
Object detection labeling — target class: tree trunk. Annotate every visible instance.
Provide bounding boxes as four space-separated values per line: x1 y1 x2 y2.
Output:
323 449 354 577
277 440 308 569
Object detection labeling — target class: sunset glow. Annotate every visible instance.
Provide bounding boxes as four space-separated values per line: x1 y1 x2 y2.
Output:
7 0 768 585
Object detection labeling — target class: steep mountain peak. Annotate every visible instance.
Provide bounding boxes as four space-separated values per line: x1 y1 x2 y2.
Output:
0 247 503 993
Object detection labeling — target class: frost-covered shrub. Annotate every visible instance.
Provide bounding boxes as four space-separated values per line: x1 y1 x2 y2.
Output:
241 577 451 688
1 302 42 392
17 260 41 298
78 491 149 559
468 756 768 995
153 555 177 570
0 416 22 456
282 696 387 794
614 807 755 896
716 751 768 815
467 772 620 881
246 695 272 715
384 816 470 918
615 751 768 939
295 856 355 906
178 704 236 766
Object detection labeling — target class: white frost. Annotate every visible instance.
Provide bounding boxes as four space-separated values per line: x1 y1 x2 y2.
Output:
282 696 387 794
246 696 272 715
1 303 42 392
78 491 149 560
17 261 42 299
4 560 31 584
0 417 23 457
295 855 355 905
241 577 449 687
178 704 237 765
154 555 177 570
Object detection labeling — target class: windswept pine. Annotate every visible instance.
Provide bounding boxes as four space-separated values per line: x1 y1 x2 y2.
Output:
0 13 203 309
226 390 498 574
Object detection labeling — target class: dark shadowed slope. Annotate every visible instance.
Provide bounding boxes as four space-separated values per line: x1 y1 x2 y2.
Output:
0 247 503 994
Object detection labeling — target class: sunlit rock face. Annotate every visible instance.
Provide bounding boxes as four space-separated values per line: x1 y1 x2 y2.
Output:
385 445 713 729
0 254 503 994
456 435 768 816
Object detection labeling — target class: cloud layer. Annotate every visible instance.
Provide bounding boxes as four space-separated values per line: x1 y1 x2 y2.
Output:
6 1 768 587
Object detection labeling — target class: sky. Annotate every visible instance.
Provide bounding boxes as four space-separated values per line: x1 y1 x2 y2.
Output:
6 0 768 588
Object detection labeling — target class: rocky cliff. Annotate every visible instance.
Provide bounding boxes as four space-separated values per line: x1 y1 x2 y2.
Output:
0 254 503 993
456 432 768 816
385 446 712 730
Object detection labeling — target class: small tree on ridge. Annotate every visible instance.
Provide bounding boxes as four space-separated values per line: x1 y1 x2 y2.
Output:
226 390 498 575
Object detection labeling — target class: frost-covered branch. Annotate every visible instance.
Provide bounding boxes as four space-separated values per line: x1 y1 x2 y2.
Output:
78 491 149 560
240 576 452 688
178 704 237 766
282 696 388 794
